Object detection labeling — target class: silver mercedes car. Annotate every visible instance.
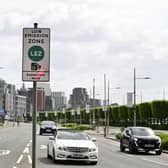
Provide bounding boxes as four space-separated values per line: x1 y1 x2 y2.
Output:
47 129 98 165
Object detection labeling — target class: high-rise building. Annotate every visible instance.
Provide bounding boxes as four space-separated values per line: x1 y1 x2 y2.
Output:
15 95 26 120
5 84 16 118
37 83 51 96
0 79 6 111
69 88 89 108
51 92 67 110
37 88 45 111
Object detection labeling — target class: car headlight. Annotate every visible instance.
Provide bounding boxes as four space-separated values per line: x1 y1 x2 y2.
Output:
57 146 67 151
133 137 138 141
89 148 97 152
157 137 161 143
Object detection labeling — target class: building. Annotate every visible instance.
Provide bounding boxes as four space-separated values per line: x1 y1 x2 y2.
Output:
15 95 27 120
5 84 16 118
0 79 6 113
51 92 67 110
37 88 45 111
89 98 102 107
27 87 46 112
69 88 89 108
37 83 51 96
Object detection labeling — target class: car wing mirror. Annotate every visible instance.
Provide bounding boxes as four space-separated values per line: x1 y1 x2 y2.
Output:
92 137 96 142
125 130 130 136
49 136 55 141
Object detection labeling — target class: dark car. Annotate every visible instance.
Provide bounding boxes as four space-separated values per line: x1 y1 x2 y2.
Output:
39 121 56 135
120 127 162 155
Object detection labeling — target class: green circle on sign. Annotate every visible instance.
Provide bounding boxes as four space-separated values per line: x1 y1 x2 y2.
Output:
28 45 44 62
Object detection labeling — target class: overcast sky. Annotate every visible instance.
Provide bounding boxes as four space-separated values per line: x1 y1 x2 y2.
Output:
0 0 168 104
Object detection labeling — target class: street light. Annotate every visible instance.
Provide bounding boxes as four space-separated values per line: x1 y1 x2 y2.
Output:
133 68 151 126
107 81 120 135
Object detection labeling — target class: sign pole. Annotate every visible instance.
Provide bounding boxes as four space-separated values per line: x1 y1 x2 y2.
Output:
32 23 38 168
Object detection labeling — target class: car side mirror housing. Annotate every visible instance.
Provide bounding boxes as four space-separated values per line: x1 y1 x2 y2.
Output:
49 136 55 141
92 137 96 142
125 130 130 136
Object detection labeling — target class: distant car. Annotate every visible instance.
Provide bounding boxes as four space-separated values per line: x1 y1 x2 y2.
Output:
120 127 162 155
47 129 98 165
39 121 56 135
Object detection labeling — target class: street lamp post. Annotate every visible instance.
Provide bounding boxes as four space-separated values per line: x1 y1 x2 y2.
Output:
107 81 120 135
93 78 96 129
133 68 150 126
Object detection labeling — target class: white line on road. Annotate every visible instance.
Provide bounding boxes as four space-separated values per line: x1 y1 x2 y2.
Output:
0 149 11 156
40 145 47 150
16 154 23 164
23 147 29 154
28 155 32 164
142 158 168 166
13 167 17 168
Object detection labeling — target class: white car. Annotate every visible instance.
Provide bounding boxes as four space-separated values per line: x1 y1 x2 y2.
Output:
47 129 98 165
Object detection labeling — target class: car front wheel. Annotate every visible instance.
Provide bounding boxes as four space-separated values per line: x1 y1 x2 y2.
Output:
156 150 162 155
120 141 125 152
90 161 98 165
129 142 138 154
47 145 51 159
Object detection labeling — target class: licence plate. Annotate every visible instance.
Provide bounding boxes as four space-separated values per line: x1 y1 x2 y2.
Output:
46 129 51 132
144 144 154 147
72 154 85 158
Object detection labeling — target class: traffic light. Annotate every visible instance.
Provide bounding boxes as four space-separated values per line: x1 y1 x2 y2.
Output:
31 63 41 70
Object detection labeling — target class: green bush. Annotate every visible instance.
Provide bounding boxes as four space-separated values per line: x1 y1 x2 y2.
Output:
76 124 90 130
62 123 90 130
62 123 78 128
155 132 168 150
115 132 121 139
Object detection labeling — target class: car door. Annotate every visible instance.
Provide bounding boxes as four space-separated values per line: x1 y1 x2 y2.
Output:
48 136 55 156
122 128 131 147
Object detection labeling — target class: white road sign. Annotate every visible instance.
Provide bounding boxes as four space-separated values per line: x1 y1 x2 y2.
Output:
22 28 50 81
85 105 90 113
127 92 133 108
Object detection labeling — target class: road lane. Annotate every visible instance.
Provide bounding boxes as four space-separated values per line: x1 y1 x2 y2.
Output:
0 123 32 168
36 133 168 168
1 124 168 168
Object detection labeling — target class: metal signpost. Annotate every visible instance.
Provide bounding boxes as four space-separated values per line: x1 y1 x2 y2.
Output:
22 23 50 168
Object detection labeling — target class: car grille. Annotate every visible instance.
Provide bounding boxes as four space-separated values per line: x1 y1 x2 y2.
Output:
137 139 159 148
67 155 89 159
67 147 89 153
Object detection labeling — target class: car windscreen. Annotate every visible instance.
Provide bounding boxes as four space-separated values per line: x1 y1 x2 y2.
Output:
132 128 154 136
41 121 55 126
57 131 90 140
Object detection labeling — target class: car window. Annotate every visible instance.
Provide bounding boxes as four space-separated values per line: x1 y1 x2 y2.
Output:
41 121 55 126
57 131 90 140
131 128 154 136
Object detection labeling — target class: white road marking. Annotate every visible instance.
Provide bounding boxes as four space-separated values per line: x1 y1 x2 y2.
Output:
40 145 47 150
28 155 32 164
142 158 168 166
23 147 29 154
27 143 31 147
16 154 23 164
37 128 40 135
0 150 11 156
13 167 17 168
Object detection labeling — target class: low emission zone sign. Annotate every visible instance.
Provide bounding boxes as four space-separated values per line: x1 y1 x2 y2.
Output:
22 28 50 81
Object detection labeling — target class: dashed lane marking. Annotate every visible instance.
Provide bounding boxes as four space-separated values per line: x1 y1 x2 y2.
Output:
28 155 32 164
40 145 47 150
16 154 23 164
142 158 168 166
23 147 29 154
0 150 11 156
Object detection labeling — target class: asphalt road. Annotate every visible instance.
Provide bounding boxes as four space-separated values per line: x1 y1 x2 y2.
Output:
0 123 168 168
